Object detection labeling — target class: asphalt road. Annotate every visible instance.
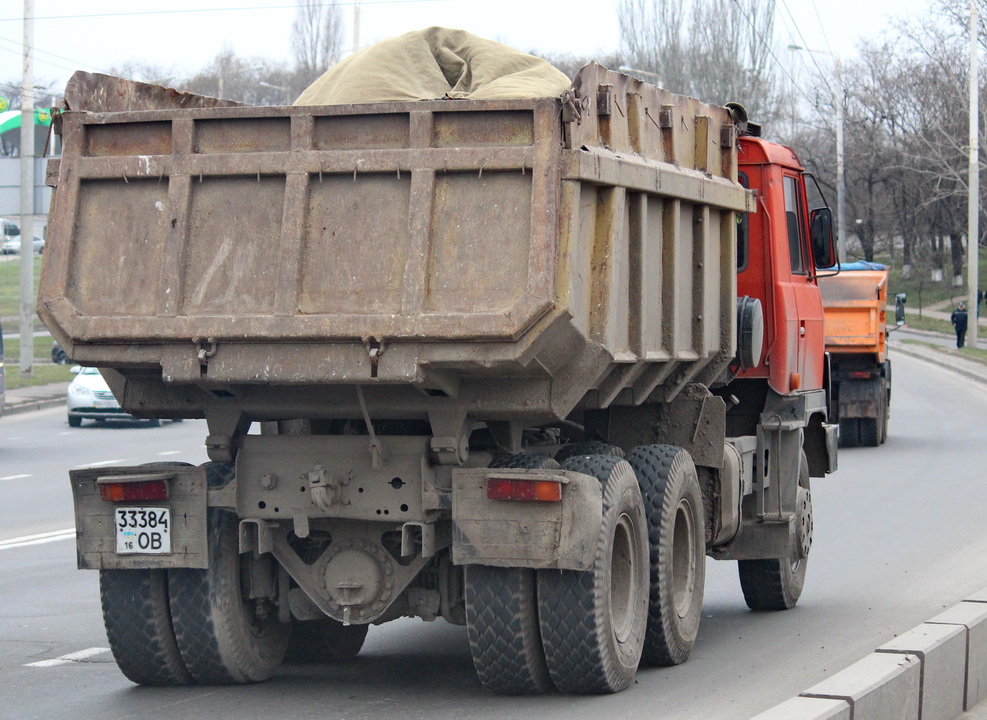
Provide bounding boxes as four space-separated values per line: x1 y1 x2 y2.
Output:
2 352 986 719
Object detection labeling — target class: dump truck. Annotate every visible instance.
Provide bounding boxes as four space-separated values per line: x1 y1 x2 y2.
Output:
818 263 896 447
42 54 838 695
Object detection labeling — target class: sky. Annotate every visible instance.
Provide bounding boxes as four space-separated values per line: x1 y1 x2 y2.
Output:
0 0 937 103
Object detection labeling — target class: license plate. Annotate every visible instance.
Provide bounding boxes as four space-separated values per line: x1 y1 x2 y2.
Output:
94 398 118 409
115 507 171 554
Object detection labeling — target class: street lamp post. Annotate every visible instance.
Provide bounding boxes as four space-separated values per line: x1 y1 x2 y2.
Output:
967 0 979 348
258 81 291 105
789 45 846 264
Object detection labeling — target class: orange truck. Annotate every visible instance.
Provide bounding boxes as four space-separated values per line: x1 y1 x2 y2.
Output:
818 263 901 447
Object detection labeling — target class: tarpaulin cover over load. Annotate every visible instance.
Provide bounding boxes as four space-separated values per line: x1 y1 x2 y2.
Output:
294 26 572 105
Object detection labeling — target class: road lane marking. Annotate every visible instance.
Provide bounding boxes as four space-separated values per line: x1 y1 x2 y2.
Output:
0 474 31 481
0 529 75 550
157 450 182 456
26 647 110 668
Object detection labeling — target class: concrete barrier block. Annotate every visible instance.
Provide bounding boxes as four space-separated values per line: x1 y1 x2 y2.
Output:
750 696 850 720
802 652 920 720
929 601 987 709
876 623 965 720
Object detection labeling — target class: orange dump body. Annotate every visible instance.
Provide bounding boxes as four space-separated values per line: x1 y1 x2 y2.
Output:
818 270 888 364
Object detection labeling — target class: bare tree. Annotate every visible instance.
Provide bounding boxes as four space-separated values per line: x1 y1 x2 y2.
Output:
534 51 626 80
617 0 690 93
182 49 294 106
292 0 345 87
107 61 180 88
617 0 784 123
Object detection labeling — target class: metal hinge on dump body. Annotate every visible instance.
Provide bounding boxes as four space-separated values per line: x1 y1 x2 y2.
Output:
195 337 217 366
560 89 582 123
363 337 385 379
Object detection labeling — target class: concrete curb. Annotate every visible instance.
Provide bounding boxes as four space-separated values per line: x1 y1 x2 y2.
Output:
749 592 987 718
2 395 64 416
892 344 987 387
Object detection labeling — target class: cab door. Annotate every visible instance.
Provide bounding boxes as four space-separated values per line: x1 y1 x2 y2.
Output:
782 174 825 391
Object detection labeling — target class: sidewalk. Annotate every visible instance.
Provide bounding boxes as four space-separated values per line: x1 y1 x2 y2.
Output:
2 380 69 416
890 331 987 386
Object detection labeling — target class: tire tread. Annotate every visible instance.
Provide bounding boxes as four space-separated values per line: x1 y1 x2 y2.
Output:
100 569 194 686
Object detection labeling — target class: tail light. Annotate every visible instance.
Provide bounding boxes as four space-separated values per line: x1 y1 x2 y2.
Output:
848 370 873 380
487 477 562 502
99 478 169 502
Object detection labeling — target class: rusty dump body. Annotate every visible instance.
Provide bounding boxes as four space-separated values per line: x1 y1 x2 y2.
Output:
40 65 751 435
53 64 837 694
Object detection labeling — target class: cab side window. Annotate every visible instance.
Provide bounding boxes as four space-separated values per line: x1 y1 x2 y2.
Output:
784 176 805 275
737 172 750 271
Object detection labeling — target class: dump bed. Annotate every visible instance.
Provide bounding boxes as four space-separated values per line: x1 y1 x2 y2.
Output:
40 65 752 424
818 269 888 362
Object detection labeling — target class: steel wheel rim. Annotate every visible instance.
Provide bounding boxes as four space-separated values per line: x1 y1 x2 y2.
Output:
610 512 639 643
671 498 696 618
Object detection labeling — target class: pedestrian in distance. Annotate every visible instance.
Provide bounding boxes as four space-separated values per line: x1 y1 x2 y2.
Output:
979 289 984 317
951 301 969 348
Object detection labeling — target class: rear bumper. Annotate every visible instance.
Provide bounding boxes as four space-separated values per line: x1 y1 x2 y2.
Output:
67 406 135 421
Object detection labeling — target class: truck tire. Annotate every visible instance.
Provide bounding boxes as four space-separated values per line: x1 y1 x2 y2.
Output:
169 505 290 684
537 455 648 694
285 619 368 663
100 569 194 686
738 451 811 611
624 445 706 667
859 417 880 447
466 564 554 694
555 442 624 463
839 418 859 448
879 379 890 444
465 452 556 694
489 452 560 470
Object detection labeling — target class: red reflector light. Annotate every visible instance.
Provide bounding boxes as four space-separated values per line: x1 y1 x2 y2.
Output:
99 480 169 502
848 371 873 379
487 478 562 502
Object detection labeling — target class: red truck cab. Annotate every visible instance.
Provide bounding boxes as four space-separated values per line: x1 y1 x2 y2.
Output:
736 135 833 396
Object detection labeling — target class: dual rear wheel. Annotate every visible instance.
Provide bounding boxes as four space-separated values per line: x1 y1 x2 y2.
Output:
100 463 365 686
466 445 708 694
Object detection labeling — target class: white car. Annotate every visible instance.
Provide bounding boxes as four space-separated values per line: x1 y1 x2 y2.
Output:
1 236 44 254
66 366 157 427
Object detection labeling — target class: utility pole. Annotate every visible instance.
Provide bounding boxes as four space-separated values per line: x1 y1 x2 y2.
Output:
835 56 846 263
352 0 361 55
19 0 34 378
968 0 980 348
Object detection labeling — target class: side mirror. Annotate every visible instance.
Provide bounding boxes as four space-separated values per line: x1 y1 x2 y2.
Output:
895 293 907 326
810 207 837 269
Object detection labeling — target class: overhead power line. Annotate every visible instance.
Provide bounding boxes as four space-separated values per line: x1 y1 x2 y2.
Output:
0 0 449 23
0 35 110 76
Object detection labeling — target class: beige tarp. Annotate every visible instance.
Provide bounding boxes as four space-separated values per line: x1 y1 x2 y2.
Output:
294 27 571 105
